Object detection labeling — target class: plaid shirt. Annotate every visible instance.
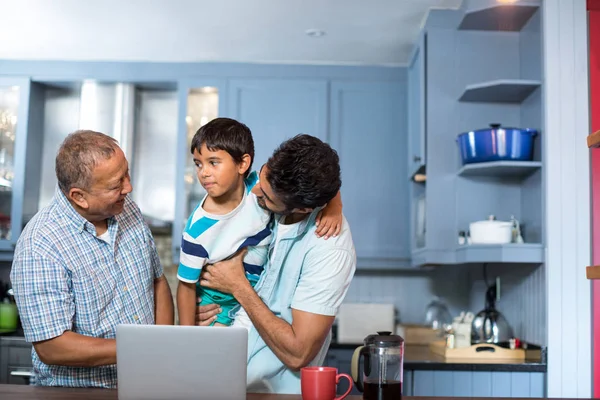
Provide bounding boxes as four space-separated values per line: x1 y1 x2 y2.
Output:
10 187 162 388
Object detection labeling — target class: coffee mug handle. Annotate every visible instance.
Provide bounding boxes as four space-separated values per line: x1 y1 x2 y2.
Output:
334 373 354 400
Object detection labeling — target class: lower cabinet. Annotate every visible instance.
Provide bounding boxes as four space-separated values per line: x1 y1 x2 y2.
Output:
0 337 33 385
325 348 546 398
411 370 546 398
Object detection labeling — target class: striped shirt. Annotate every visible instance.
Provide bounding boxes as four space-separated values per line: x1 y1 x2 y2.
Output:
177 171 272 315
10 187 162 388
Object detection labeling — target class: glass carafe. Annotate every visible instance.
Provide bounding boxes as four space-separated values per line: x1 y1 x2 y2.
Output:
351 331 404 400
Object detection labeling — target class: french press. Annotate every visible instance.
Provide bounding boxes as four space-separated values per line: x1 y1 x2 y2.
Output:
350 331 404 400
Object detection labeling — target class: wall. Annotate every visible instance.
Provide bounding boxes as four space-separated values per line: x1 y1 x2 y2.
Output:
468 263 546 345
543 0 591 397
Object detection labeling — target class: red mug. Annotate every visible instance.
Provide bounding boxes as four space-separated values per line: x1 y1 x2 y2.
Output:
301 366 353 400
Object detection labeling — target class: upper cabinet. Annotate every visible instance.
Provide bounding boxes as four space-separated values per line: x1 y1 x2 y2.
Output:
0 78 32 258
226 79 329 168
409 2 543 267
407 32 427 179
330 81 410 267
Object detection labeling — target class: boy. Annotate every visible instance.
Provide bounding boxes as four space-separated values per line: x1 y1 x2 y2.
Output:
177 118 342 327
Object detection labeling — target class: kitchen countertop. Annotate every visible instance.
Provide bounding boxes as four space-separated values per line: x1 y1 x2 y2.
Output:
328 342 547 373
0 384 566 399
1 330 547 373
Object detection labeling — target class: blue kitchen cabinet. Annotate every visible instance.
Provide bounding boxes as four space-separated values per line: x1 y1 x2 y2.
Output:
0 78 43 260
407 31 427 179
226 78 328 168
330 81 410 268
412 370 545 398
172 79 228 260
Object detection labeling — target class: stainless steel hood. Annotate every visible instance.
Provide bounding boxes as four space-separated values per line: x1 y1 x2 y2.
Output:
78 81 136 163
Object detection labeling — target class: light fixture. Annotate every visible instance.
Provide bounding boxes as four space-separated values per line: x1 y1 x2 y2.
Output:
305 29 326 38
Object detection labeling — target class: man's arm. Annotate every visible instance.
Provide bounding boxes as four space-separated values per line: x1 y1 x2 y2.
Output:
154 274 174 325
230 280 334 370
200 248 354 370
34 332 116 367
10 248 118 368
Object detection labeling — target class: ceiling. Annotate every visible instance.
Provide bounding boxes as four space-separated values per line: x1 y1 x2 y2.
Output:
0 0 463 66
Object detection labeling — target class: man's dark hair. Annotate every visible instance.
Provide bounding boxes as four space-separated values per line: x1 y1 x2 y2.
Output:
266 134 341 210
190 117 254 178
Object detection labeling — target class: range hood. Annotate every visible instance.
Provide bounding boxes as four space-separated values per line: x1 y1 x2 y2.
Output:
78 81 136 163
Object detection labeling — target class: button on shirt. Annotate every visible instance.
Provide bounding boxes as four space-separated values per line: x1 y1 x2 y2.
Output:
10 188 162 388
233 209 356 394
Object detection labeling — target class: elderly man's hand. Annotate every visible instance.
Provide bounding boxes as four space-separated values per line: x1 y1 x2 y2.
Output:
195 298 220 326
199 248 249 295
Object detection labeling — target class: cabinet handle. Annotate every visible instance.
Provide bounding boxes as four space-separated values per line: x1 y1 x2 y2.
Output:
413 155 422 163
10 370 33 377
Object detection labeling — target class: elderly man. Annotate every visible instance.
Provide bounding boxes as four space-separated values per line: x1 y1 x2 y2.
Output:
10 130 174 388
197 134 356 394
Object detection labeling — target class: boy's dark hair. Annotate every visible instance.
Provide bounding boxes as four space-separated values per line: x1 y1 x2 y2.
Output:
190 117 254 178
266 134 341 210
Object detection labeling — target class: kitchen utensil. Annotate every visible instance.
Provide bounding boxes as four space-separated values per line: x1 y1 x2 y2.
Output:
469 215 513 244
351 331 404 400
337 303 395 344
423 297 452 331
301 367 353 400
456 123 537 165
471 284 513 344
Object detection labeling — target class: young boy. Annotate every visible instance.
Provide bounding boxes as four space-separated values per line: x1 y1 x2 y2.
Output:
177 117 342 327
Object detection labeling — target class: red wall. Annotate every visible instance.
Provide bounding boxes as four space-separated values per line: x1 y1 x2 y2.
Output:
589 0 600 396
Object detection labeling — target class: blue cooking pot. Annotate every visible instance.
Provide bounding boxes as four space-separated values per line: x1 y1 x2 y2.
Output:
456 124 538 165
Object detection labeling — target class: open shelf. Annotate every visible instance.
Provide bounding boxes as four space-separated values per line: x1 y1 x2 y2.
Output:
454 243 544 264
459 79 541 103
458 161 541 179
458 5 539 32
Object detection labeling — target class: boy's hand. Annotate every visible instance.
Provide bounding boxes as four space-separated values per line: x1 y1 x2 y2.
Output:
315 206 342 240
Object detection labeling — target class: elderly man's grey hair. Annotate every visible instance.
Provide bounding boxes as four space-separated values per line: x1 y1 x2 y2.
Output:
55 130 120 195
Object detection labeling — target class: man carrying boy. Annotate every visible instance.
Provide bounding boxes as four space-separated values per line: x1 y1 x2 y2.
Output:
176 118 343 327
197 134 356 394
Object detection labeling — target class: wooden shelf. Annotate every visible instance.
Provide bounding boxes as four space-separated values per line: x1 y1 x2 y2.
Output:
587 266 600 279
459 79 541 103
587 130 600 148
458 161 541 179
458 5 539 32
454 243 544 264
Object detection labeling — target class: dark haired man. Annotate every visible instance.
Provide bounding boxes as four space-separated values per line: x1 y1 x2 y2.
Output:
197 134 356 394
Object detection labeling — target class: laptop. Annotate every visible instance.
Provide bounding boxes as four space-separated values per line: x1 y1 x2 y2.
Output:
116 324 248 400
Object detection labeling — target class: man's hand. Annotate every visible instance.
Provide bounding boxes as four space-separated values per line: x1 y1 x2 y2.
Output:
199 249 249 295
195 298 221 326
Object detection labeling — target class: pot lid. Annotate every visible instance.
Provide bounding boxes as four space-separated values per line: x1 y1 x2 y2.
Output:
458 123 537 136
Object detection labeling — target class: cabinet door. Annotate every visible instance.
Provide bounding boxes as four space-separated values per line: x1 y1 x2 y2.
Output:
0 78 31 254
172 79 228 264
227 79 328 169
330 81 410 265
407 32 427 178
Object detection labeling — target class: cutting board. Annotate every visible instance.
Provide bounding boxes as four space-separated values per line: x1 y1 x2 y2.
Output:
336 303 396 344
